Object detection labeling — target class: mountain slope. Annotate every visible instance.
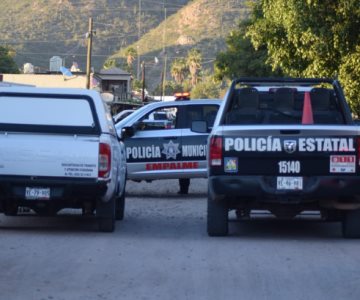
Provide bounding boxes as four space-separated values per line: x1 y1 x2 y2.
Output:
0 0 189 71
111 0 249 90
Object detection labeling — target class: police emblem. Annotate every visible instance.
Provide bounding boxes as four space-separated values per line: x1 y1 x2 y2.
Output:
283 140 297 154
162 140 181 159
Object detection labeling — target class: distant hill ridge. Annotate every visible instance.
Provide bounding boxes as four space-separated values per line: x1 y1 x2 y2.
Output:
113 0 249 89
0 0 189 71
0 0 248 79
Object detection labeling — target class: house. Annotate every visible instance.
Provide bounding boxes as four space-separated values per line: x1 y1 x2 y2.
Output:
94 67 132 101
2 67 132 101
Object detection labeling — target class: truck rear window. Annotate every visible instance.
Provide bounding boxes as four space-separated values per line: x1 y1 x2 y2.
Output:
0 94 100 135
224 87 345 125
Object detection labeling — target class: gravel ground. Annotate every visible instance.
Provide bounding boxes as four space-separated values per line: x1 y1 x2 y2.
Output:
1 178 360 300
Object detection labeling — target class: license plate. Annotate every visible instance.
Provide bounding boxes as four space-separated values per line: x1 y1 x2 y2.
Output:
277 177 303 190
25 187 51 200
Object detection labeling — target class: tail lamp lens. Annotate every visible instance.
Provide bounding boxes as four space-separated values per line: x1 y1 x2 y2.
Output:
210 136 222 166
99 143 111 178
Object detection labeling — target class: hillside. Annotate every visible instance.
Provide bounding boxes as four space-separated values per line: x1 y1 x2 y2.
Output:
112 0 249 90
0 0 189 71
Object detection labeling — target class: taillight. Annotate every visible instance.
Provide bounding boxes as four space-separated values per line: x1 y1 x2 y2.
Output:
357 137 360 166
99 143 111 178
209 136 222 166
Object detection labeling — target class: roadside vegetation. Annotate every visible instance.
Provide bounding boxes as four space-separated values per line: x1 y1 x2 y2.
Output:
216 0 360 116
0 46 19 73
142 0 360 112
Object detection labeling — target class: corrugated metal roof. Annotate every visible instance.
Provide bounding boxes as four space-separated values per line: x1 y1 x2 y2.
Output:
98 67 130 76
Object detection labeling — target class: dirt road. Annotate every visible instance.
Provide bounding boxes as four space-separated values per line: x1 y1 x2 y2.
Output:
0 179 359 300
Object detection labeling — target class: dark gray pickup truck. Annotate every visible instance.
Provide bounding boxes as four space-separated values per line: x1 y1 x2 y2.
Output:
206 78 360 238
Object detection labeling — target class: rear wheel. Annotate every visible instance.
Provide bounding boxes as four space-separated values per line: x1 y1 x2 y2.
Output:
115 183 126 221
323 209 344 222
98 217 115 232
97 197 115 233
4 200 18 216
342 209 360 238
207 197 228 237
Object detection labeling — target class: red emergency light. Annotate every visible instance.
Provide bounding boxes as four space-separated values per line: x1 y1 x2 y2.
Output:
174 92 190 100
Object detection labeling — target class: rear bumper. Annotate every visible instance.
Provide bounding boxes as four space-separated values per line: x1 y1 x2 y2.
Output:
0 176 112 205
209 175 360 204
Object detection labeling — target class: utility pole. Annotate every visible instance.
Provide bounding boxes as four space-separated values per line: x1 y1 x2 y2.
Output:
141 61 145 102
137 0 141 80
160 70 164 101
161 5 167 99
86 17 94 90
162 51 167 99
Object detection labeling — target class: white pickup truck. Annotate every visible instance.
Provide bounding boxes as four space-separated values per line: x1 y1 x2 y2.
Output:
0 87 126 232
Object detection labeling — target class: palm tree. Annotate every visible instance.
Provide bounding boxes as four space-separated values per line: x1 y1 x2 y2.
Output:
170 58 188 84
124 47 137 70
186 48 202 86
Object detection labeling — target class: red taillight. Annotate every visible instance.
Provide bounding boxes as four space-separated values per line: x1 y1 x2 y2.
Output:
357 137 360 166
209 136 222 166
99 143 111 178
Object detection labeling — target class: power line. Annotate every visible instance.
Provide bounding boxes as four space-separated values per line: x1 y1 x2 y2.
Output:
0 33 138 44
15 51 216 61
15 52 110 57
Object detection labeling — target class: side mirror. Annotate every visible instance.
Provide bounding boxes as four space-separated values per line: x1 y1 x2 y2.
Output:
121 126 135 139
191 120 208 133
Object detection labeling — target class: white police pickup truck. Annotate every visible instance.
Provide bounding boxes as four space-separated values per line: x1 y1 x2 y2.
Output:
115 99 221 182
0 87 126 232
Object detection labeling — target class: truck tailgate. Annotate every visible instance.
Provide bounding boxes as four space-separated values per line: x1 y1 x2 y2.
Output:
0 134 99 178
213 126 360 177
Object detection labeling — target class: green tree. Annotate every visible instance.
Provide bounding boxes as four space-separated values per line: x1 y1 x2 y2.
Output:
103 58 120 70
0 46 19 73
191 75 220 99
170 58 188 84
245 0 360 114
339 46 360 115
186 48 202 86
153 80 184 96
214 20 279 81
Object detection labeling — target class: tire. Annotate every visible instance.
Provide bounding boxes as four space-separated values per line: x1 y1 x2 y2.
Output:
342 209 360 238
323 209 344 222
4 200 18 216
98 217 115 232
115 179 126 220
115 191 125 221
33 205 59 216
97 198 115 233
207 197 228 237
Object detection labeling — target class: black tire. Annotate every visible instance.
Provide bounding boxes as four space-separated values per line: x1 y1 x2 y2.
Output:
4 206 18 216
342 209 360 238
323 209 344 222
4 201 18 216
115 179 126 220
207 197 228 237
115 191 125 221
97 198 115 233
98 217 115 232
33 205 59 216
